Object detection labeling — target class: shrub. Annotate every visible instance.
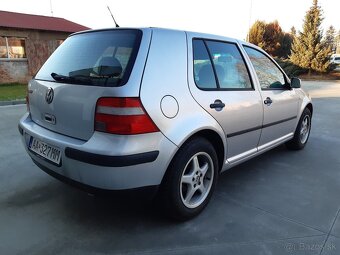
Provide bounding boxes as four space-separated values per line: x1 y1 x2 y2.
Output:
275 58 308 77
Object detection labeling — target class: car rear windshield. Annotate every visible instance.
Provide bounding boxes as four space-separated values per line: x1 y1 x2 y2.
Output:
35 29 142 87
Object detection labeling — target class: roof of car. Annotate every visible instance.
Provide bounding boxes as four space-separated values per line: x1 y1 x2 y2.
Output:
72 27 243 42
0 10 89 33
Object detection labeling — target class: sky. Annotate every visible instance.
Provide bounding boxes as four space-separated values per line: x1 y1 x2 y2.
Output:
1 0 339 40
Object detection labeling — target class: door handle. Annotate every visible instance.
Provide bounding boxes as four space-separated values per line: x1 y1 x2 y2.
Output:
264 97 273 106
210 99 225 111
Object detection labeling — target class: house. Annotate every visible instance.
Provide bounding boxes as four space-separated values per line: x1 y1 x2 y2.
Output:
0 10 89 83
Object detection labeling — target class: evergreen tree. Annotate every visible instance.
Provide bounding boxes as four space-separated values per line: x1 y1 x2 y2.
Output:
290 0 331 73
278 33 294 59
290 26 297 37
336 30 340 54
324 25 336 53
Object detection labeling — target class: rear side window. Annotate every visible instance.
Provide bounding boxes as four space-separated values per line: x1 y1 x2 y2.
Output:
193 39 252 90
193 40 217 89
205 41 252 89
244 46 286 90
35 30 142 87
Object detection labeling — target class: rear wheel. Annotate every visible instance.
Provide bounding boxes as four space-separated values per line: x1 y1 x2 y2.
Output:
286 108 312 150
159 138 218 220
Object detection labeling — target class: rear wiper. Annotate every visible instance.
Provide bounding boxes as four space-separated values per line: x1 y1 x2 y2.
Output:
50 72 93 85
51 72 72 81
50 72 122 86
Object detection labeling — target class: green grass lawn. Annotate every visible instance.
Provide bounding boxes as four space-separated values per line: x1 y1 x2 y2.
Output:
0 83 27 101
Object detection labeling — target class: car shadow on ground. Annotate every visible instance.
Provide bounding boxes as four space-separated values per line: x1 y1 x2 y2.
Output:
22 145 289 224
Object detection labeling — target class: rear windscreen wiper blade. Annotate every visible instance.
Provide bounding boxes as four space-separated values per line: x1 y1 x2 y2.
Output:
50 72 93 85
51 72 72 81
50 72 122 86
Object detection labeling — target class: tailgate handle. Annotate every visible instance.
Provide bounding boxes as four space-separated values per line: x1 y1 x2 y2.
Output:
44 113 56 125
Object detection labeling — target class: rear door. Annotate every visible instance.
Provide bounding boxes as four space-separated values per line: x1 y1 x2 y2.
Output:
188 38 263 163
243 46 299 148
29 29 147 141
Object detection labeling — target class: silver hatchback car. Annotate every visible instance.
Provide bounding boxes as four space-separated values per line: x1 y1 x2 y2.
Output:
19 28 312 220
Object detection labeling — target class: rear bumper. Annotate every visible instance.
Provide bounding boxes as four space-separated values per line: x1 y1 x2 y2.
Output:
32 158 159 197
19 113 178 190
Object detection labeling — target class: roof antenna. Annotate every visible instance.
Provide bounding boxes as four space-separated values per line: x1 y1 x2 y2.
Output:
107 6 119 28
49 0 54 17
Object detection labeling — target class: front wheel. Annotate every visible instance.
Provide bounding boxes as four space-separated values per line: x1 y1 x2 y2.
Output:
158 138 218 220
286 108 312 150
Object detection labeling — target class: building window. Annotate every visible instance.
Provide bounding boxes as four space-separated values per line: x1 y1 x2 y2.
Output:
0 37 26 59
0 37 8 58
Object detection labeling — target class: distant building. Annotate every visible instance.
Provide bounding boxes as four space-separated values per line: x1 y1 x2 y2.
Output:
0 10 89 83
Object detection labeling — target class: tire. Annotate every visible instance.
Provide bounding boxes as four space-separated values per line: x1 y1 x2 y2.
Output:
158 138 219 221
286 108 312 150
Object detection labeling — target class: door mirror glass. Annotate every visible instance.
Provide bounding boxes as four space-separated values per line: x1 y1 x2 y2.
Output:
291 77 301 88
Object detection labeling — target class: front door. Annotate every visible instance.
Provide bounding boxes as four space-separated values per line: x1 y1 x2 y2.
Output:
243 46 299 149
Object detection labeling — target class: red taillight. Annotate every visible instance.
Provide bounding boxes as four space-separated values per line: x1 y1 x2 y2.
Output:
95 97 159 135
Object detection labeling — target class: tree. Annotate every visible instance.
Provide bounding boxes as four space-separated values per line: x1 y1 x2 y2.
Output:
290 26 297 37
324 25 336 53
248 20 266 49
290 0 332 73
278 33 294 59
248 20 289 58
336 30 340 54
262 20 284 56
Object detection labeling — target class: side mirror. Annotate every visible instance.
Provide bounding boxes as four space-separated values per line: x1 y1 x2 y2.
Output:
291 77 301 88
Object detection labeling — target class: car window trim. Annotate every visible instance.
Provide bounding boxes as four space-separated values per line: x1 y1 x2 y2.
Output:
203 40 221 89
193 38 255 91
261 87 291 91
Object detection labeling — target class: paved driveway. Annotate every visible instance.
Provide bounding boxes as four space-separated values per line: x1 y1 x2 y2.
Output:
1 81 340 254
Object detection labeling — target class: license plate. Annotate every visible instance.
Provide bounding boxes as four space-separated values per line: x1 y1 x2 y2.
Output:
29 137 61 165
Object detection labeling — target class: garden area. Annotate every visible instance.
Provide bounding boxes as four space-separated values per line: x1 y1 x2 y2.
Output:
0 83 26 101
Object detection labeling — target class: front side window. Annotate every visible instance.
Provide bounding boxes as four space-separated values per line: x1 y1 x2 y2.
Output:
244 46 286 89
0 37 26 59
35 30 142 87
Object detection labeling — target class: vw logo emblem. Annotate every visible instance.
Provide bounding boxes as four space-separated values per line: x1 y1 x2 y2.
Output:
45 87 54 104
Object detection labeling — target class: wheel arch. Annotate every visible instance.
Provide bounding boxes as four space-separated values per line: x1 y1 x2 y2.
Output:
305 103 313 116
189 129 225 172
161 128 226 187
298 94 313 122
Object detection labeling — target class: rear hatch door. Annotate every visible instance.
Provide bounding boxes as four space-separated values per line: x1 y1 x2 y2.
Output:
29 29 149 140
